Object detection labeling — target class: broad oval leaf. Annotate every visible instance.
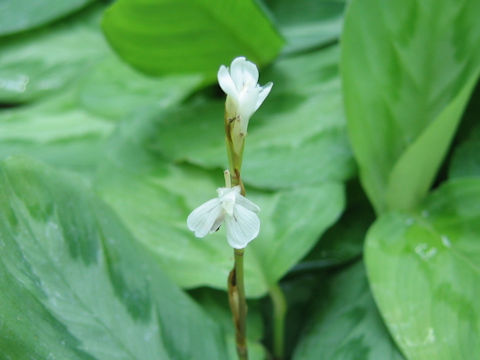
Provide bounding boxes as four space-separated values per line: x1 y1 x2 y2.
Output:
0 0 95 36
365 178 480 359
293 261 404 360
341 0 480 213
102 0 284 78
0 157 228 359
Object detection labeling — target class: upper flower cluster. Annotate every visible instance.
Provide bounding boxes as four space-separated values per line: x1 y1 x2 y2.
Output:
187 185 260 249
218 57 273 137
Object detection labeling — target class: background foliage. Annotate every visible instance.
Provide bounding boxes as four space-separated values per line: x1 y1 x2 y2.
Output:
0 0 479 359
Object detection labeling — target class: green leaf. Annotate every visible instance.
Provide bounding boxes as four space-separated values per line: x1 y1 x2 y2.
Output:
0 5 201 104
264 0 345 54
299 181 374 270
341 0 480 213
102 0 284 78
365 178 480 359
151 45 355 189
0 0 96 36
0 92 113 175
94 115 345 297
293 261 405 360
0 156 228 359
0 6 105 103
0 11 201 171
449 124 480 179
191 289 266 360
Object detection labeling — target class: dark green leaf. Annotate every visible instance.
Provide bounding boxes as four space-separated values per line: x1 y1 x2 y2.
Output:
191 288 266 360
365 178 480 359
0 0 96 36
342 0 480 213
293 261 404 360
449 124 480 179
0 157 228 359
264 0 345 54
102 0 284 78
299 181 374 270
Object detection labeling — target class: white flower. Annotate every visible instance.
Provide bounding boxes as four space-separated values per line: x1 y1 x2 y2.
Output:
187 185 260 249
218 57 273 136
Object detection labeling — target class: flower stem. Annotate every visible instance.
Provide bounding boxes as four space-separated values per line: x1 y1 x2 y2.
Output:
228 249 248 360
269 283 287 360
225 109 248 359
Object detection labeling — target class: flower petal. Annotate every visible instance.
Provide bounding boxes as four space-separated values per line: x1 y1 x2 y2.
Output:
241 59 259 86
230 57 246 91
255 82 273 111
225 204 260 249
217 65 237 98
236 194 260 213
187 198 223 238
238 87 259 126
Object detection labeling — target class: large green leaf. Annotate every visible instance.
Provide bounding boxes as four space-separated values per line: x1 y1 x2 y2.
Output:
151 45 355 189
0 157 228 359
94 114 345 297
264 0 345 54
102 0 284 78
0 0 95 36
293 261 404 360
365 178 480 359
0 5 201 104
341 0 480 213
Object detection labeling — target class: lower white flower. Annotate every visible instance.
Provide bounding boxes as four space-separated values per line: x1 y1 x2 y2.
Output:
187 185 260 249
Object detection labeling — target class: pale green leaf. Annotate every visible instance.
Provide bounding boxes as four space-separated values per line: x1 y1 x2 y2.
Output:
0 157 228 359
0 0 96 36
0 5 201 104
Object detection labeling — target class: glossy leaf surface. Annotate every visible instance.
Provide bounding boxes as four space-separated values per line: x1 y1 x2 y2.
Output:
0 157 228 359
102 0 283 78
365 179 480 359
